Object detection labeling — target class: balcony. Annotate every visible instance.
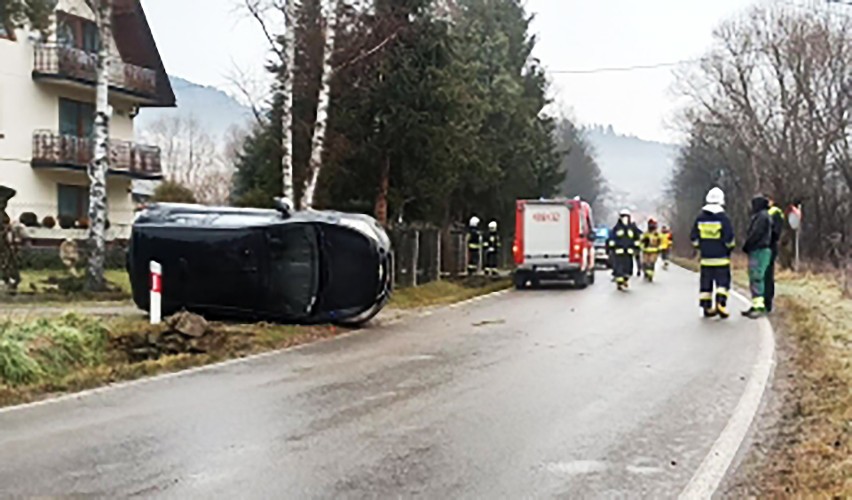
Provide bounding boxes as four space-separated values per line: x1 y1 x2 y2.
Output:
31 130 163 179
32 44 158 102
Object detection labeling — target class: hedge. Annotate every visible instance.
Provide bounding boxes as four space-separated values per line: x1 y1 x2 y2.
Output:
18 244 128 271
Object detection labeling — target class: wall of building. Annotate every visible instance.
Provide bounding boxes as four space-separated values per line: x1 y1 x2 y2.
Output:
0 16 141 230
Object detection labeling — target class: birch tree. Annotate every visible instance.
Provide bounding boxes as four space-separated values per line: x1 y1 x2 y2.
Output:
85 0 111 292
302 0 338 209
282 0 296 204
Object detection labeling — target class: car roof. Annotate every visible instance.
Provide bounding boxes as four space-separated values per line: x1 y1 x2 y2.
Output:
134 203 319 228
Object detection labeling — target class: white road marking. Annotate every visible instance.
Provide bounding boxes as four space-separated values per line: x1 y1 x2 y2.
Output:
679 288 776 499
0 286 511 415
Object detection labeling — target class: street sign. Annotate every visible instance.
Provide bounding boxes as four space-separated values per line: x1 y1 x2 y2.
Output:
788 205 801 231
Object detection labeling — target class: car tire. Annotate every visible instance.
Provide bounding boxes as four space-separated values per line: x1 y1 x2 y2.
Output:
575 270 588 289
335 303 383 328
588 268 596 285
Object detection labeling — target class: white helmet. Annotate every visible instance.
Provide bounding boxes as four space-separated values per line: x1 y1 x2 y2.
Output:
469 215 481 227
706 187 725 205
488 220 498 231
619 208 631 217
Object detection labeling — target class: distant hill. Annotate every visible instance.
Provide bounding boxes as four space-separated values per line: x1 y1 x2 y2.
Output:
584 125 677 202
135 75 253 141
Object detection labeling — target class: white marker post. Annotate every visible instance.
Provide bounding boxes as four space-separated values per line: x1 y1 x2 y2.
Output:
150 261 162 325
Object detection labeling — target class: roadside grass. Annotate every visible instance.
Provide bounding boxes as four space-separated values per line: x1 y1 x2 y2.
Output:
0 279 508 408
674 256 851 496
390 278 511 309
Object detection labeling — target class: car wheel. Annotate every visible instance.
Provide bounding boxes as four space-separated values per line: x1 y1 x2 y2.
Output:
575 271 588 289
335 304 383 328
588 268 596 285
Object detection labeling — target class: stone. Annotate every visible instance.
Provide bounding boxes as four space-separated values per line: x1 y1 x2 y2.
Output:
166 311 209 338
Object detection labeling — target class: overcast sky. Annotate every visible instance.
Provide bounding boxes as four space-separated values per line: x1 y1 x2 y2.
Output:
142 0 781 144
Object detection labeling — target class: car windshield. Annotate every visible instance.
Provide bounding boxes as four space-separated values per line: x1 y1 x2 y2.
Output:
265 224 320 315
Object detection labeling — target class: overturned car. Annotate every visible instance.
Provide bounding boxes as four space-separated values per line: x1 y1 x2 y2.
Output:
127 202 393 326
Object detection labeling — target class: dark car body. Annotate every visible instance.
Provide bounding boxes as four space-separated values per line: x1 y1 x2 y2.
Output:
127 203 393 325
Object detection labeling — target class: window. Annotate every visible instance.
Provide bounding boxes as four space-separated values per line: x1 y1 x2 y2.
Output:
58 184 89 220
56 12 98 52
59 98 95 137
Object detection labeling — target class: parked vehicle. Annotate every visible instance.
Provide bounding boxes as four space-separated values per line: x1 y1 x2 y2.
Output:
127 202 393 326
593 226 611 269
512 198 596 289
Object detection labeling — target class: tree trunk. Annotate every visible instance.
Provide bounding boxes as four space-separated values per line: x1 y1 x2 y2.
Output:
86 0 110 292
282 0 295 204
303 0 337 209
374 155 390 225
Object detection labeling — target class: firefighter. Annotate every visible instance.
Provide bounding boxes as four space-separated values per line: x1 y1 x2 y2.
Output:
640 218 662 282
660 225 673 270
608 209 642 291
742 195 773 319
766 197 785 313
467 216 482 275
483 220 501 276
690 187 735 318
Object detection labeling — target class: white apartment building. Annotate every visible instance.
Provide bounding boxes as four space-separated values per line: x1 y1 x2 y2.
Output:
0 0 174 241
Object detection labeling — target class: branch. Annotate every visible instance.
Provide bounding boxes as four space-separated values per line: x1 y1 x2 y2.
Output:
226 63 266 127
243 0 285 60
337 28 402 71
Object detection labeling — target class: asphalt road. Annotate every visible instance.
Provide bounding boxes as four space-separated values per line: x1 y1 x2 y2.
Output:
0 266 765 498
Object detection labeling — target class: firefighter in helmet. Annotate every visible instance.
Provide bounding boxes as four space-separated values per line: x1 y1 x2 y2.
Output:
690 187 735 318
608 209 642 290
467 216 482 275
483 220 501 276
660 224 673 270
639 218 663 282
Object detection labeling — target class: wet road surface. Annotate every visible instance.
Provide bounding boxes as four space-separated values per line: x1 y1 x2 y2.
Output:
0 267 763 498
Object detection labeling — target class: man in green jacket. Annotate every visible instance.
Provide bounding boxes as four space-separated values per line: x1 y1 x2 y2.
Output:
742 195 773 318
766 198 785 313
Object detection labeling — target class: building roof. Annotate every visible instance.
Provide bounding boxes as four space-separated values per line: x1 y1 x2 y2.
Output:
112 0 175 107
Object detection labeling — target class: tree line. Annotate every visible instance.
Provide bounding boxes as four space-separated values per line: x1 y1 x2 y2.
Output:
230 0 606 229
669 4 851 265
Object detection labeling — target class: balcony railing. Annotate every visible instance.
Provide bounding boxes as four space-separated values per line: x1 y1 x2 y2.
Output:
31 130 163 179
33 44 158 98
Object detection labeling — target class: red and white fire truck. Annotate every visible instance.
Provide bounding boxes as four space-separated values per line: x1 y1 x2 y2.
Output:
512 198 596 289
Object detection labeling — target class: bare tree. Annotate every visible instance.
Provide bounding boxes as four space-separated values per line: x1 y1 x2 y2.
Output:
671 4 852 263
141 116 237 205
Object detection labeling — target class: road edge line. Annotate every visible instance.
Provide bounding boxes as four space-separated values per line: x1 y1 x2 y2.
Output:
0 286 512 416
679 288 776 499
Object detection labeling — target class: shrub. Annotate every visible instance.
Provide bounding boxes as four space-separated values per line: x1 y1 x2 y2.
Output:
19 244 127 270
19 212 39 227
41 216 56 229
152 180 197 204
58 214 75 229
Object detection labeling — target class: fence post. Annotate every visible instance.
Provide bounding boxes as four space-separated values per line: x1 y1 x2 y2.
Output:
436 229 442 281
411 229 420 287
150 261 162 325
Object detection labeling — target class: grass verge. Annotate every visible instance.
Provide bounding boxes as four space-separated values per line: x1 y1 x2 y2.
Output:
390 278 511 309
674 256 851 496
1 278 509 408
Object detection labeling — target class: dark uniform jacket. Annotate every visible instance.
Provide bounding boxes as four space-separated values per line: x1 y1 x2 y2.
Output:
743 197 772 253
608 220 642 255
690 205 735 266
